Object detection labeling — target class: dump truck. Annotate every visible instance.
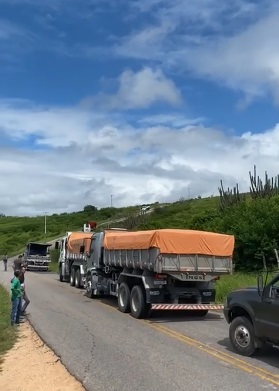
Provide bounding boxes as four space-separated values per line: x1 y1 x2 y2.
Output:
23 242 52 271
58 227 234 319
57 229 93 287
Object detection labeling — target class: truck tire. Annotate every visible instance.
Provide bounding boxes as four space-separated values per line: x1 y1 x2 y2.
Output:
130 285 148 319
59 265 64 282
70 268 75 286
118 283 131 313
229 316 259 357
86 274 94 298
75 269 81 288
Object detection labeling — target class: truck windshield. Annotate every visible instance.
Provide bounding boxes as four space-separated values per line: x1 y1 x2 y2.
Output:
28 244 49 256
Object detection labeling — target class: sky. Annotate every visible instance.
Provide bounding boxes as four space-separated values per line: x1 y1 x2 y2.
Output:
1 0 279 216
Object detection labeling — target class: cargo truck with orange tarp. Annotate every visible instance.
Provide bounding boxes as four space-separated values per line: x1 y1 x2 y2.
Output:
81 228 235 319
56 224 94 288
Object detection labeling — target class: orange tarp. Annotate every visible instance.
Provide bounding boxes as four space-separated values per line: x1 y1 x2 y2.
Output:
103 229 235 257
67 232 92 254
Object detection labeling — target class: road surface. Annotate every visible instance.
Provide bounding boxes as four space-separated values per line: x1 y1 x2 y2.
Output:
1 262 279 391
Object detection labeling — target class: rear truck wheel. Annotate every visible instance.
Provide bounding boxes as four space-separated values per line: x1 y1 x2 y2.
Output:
59 265 63 282
86 274 94 298
70 268 75 286
229 316 259 357
130 285 149 319
75 269 81 288
118 283 131 313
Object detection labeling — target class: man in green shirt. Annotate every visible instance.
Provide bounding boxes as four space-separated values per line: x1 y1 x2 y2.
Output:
11 270 22 326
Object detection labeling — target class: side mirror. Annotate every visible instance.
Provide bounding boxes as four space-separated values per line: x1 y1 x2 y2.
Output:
80 245 85 253
257 274 263 296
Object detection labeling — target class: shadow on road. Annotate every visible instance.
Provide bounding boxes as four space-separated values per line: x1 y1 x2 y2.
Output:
148 311 223 323
27 271 57 275
217 337 279 370
91 296 224 322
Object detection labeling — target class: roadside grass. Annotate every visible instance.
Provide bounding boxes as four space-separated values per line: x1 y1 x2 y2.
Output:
49 249 60 273
48 262 59 273
215 273 257 303
0 284 18 370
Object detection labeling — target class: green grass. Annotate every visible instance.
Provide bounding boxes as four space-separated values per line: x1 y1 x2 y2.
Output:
0 284 18 370
48 249 60 273
215 273 258 303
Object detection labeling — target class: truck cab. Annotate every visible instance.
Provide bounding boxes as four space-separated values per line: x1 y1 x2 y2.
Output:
224 272 279 356
24 242 51 271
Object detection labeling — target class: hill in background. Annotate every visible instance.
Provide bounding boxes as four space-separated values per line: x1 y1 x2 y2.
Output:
0 197 213 257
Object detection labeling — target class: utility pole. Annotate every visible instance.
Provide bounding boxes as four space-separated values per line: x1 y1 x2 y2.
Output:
111 195 113 208
45 212 47 235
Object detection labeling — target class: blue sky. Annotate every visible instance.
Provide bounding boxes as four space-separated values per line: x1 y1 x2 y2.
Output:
0 0 279 215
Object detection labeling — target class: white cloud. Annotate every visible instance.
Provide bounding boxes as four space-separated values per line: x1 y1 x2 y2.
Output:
1 99 279 216
181 12 279 102
114 0 279 104
91 67 182 109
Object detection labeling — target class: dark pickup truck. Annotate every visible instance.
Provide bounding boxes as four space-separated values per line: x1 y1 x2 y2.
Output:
223 272 279 356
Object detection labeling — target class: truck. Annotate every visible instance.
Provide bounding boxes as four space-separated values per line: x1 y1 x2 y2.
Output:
57 227 235 319
223 270 279 357
57 229 93 287
23 242 52 271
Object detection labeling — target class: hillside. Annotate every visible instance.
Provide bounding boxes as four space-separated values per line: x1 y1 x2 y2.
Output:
0 197 216 256
0 204 143 256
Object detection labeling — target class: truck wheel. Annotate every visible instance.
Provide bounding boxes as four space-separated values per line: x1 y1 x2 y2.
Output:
86 275 94 298
70 268 75 286
75 269 81 288
59 265 64 282
118 283 131 313
229 316 258 357
130 285 148 319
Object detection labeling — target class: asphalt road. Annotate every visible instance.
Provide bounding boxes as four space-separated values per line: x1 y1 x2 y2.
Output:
1 262 279 391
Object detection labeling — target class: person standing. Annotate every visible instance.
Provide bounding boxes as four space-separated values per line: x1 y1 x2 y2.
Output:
19 267 30 315
13 255 23 271
3 254 7 271
10 270 22 326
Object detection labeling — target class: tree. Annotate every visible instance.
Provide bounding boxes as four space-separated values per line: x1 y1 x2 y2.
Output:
83 205 97 213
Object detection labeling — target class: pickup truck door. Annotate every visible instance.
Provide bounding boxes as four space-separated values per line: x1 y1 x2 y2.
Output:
257 279 279 341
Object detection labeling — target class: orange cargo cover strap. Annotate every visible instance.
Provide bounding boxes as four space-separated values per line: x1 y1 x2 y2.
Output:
67 232 92 254
103 229 235 257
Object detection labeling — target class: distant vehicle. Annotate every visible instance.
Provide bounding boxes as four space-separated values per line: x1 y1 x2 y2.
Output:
224 266 279 356
141 205 150 212
24 242 52 271
57 225 235 319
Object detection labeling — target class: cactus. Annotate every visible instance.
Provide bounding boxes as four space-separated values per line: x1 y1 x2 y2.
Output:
218 180 245 211
249 165 279 199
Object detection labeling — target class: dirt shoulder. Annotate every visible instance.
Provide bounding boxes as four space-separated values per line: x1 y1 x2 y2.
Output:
0 321 85 391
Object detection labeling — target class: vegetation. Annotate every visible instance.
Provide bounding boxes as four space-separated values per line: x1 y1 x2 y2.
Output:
0 205 141 257
49 249 60 273
0 284 17 368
